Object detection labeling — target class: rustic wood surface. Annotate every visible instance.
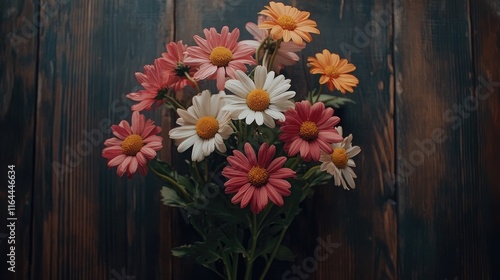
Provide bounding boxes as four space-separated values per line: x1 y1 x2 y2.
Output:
0 0 498 279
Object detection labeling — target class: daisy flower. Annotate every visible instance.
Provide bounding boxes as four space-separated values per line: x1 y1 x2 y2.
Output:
241 16 305 73
161 40 197 91
319 127 361 190
169 90 234 162
102 111 163 178
308 49 359 94
278 101 343 162
258 1 320 45
127 58 176 111
184 26 256 91
222 142 296 214
222 65 295 128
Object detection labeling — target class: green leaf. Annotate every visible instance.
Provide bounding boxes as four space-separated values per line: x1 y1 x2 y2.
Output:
275 245 296 261
317 95 355 108
160 187 186 207
172 242 221 265
171 244 194 257
148 159 194 197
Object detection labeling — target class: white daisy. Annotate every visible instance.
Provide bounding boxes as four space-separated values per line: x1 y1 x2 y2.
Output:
319 126 361 190
169 90 234 162
222 65 295 128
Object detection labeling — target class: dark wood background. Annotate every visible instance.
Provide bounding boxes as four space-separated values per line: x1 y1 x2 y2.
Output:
1 0 499 279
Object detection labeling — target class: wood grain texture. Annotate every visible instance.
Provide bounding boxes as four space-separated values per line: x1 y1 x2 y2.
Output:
31 0 173 279
471 0 500 279
395 0 497 278
283 0 397 279
0 0 37 279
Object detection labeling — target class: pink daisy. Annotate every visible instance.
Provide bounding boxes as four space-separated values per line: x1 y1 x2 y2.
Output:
222 143 296 214
241 16 305 73
184 26 256 91
278 101 343 162
102 111 163 178
127 58 176 111
161 40 197 91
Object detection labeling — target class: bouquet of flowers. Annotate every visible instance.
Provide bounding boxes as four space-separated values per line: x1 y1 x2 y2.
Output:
102 2 360 279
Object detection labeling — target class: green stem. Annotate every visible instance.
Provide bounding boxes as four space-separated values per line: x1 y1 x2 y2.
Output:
302 165 320 180
231 252 239 280
258 225 289 280
267 39 282 72
314 85 324 103
244 214 258 280
223 254 233 280
289 157 301 170
202 264 226 280
185 72 200 92
262 49 269 69
164 95 186 110
193 161 204 184
255 36 268 64
148 165 191 202
257 204 273 230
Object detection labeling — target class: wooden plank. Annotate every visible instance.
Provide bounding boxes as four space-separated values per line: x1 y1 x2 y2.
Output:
286 0 397 279
471 0 500 278
31 0 174 279
0 0 37 279
394 0 493 278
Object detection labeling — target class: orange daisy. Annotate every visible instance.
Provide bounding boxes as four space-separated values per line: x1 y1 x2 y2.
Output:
258 1 320 45
308 49 359 94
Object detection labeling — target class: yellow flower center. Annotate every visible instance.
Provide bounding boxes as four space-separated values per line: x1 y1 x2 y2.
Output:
277 15 297 30
246 89 270 111
196 116 219 139
324 66 339 78
331 148 348 169
121 134 144 156
299 121 319 141
209 46 233 67
247 166 269 187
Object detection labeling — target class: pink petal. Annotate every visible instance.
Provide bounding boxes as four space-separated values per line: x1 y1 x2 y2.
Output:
140 147 157 159
244 143 257 166
102 146 123 159
128 157 138 174
107 154 126 167
264 184 284 206
112 124 130 139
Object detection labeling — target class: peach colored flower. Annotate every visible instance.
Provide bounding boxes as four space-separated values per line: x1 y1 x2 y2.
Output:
308 49 359 94
258 1 320 45
241 17 305 73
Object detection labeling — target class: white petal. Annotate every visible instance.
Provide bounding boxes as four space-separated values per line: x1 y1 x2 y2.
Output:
177 135 199 152
254 111 264 125
169 127 197 139
264 109 284 120
245 111 256 124
347 145 361 158
262 113 276 128
254 65 268 89
270 90 295 102
225 80 249 98
235 70 256 92
263 71 276 91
